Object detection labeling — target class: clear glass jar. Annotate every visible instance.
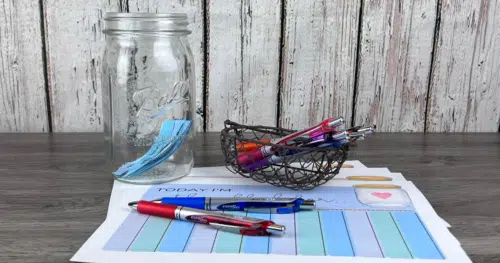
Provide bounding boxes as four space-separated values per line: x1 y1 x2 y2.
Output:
101 13 195 184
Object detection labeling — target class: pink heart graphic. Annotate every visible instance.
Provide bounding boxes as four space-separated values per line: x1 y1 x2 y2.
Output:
371 192 392 199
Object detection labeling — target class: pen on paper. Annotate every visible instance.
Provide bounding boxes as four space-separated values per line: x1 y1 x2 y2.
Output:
140 197 316 214
128 200 286 236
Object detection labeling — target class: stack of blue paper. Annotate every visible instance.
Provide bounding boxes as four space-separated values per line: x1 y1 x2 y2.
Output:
113 119 192 178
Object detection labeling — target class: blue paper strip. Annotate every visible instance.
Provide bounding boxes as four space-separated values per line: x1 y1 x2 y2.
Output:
156 220 194 252
392 212 443 259
320 210 354 256
241 212 270 254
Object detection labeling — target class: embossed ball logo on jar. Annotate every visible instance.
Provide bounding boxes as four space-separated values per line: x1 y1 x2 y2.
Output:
132 81 190 139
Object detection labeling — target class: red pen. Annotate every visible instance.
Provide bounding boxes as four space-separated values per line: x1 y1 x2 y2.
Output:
237 117 345 165
129 200 285 236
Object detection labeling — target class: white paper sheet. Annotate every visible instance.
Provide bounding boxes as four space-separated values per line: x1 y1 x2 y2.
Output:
73 176 470 263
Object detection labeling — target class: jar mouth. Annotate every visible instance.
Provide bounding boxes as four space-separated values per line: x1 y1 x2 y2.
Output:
103 12 191 35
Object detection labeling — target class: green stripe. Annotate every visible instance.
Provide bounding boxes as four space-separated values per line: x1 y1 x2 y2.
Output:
368 212 411 258
129 217 171 252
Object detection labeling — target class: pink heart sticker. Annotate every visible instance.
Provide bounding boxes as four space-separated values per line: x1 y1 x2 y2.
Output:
371 192 392 199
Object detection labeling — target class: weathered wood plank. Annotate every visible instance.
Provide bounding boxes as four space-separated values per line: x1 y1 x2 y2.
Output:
43 0 125 132
128 0 205 132
279 0 359 130
427 0 500 132
206 0 281 131
0 0 49 132
354 0 437 132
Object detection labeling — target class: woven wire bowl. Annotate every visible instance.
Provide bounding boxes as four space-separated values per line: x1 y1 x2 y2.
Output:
220 120 349 190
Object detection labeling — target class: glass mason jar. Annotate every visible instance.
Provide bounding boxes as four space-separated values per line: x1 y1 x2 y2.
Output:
101 13 195 184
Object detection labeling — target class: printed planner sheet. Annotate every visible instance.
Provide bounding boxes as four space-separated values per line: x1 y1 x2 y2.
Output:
72 175 471 263
105 184 439 259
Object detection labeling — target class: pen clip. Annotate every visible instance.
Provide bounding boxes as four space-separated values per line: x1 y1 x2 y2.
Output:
208 221 277 236
244 204 297 214
223 198 314 214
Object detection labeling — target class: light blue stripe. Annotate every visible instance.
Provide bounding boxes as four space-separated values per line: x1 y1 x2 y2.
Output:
241 212 270 254
129 217 171 251
369 211 412 258
296 210 325 255
157 220 194 252
344 211 383 258
320 211 354 256
213 211 246 254
183 224 218 253
103 212 149 251
392 212 443 259
269 213 296 255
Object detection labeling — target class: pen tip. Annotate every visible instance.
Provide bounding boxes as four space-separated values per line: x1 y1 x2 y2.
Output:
267 224 286 235
128 201 139 210
299 199 316 210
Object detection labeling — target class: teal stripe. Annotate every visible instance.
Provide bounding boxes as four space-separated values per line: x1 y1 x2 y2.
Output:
213 211 246 254
128 216 171 252
296 210 325 256
369 212 411 258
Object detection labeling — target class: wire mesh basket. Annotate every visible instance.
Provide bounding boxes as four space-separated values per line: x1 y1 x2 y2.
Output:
220 120 351 190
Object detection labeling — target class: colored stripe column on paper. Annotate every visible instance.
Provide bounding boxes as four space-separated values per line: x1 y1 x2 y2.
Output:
213 211 246 254
269 213 296 255
157 220 195 252
184 224 218 253
392 212 443 259
129 217 171 251
344 211 383 258
319 211 354 256
241 212 270 254
368 211 411 258
296 210 325 256
103 213 149 251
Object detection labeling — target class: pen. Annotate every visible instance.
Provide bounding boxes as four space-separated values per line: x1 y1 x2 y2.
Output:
237 118 345 165
129 200 286 236
147 197 316 214
236 139 271 152
245 140 345 171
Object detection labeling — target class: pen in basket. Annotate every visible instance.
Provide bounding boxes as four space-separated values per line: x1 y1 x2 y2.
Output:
237 118 346 166
220 118 375 190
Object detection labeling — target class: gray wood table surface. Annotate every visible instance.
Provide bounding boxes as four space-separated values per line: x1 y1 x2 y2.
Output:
0 133 499 263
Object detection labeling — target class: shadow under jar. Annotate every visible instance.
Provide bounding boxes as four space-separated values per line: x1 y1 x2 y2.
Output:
101 13 196 184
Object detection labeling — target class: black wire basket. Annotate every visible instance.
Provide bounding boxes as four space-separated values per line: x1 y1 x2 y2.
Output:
220 120 350 190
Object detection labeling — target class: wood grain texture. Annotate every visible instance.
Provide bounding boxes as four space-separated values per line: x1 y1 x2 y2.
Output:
427 0 500 132
279 0 359 130
354 0 437 132
0 0 48 132
1 132 500 262
206 0 281 131
42 0 125 132
128 0 205 131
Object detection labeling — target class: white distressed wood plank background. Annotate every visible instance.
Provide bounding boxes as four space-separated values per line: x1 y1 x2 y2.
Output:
279 0 359 130
42 0 125 132
2 0 500 133
0 0 48 132
206 0 282 131
427 0 500 132
354 0 436 132
128 0 205 132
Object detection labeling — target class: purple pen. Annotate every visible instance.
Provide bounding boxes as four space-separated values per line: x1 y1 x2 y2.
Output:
245 140 347 171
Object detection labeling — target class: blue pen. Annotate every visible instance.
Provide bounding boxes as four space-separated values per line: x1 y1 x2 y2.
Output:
145 197 316 214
